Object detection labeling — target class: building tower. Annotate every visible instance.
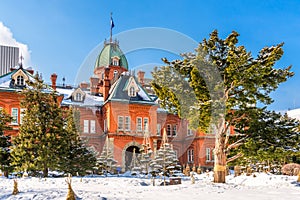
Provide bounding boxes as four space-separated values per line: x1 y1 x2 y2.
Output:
0 45 19 76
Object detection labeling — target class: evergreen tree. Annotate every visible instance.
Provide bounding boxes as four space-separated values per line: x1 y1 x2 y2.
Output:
138 131 153 175
97 135 117 175
59 108 97 176
151 30 293 183
0 109 12 177
149 129 180 185
229 110 300 168
11 74 65 177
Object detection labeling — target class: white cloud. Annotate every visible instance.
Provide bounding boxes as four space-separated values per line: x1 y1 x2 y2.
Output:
0 21 31 67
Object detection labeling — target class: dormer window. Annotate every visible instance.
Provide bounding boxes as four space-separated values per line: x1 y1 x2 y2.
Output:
113 60 119 66
16 75 24 86
72 88 85 102
111 56 120 66
129 86 136 97
75 93 82 101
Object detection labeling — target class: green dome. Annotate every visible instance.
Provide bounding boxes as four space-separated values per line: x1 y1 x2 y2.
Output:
94 41 128 70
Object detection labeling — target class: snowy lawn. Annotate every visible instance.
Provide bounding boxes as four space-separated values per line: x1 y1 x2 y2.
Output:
0 172 299 200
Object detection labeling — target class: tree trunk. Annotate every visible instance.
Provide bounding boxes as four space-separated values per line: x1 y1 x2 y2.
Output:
43 163 48 177
213 118 226 183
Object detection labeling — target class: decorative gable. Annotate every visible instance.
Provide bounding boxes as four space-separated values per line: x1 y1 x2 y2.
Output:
123 76 140 97
72 88 86 102
11 69 29 87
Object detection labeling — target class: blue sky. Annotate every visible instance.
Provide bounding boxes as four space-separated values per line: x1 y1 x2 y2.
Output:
0 0 299 111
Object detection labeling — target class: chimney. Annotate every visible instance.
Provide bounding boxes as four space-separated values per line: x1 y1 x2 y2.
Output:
79 82 89 89
50 73 57 90
137 70 145 86
103 67 110 101
90 77 99 95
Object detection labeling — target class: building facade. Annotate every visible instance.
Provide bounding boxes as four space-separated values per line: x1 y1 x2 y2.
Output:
0 39 218 173
0 45 19 76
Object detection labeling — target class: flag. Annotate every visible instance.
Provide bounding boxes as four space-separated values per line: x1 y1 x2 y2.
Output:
111 17 115 29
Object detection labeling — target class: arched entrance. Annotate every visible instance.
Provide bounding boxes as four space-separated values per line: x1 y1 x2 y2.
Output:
122 141 142 172
124 146 140 171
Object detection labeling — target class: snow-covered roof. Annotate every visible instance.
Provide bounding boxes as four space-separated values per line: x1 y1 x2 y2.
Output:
56 88 104 107
287 108 300 120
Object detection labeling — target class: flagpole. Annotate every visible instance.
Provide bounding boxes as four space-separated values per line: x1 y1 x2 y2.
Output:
110 12 113 43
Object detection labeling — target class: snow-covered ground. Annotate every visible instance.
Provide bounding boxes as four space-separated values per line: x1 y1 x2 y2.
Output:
0 172 299 200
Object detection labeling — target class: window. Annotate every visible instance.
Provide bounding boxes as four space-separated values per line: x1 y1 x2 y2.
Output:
90 120 96 133
144 117 149 132
188 149 194 163
166 124 171 136
113 70 118 78
125 116 130 131
172 125 177 136
75 93 82 101
118 116 124 130
206 148 211 161
113 59 119 66
20 108 25 124
157 124 161 136
129 86 136 97
136 117 142 132
11 108 18 124
16 75 24 85
187 124 193 136
83 120 89 133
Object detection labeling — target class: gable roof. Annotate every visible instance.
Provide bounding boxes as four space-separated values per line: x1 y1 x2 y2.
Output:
0 67 36 91
107 73 155 105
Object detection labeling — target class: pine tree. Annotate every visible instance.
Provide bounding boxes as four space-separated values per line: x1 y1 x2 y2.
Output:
59 107 97 176
0 109 12 177
151 30 293 183
97 135 117 175
149 129 181 185
138 131 153 175
229 110 300 168
11 74 65 177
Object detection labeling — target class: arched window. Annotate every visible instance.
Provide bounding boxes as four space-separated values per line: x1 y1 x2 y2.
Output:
113 70 118 79
129 86 135 97
17 75 24 85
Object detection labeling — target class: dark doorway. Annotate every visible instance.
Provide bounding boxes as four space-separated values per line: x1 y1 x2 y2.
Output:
125 146 140 171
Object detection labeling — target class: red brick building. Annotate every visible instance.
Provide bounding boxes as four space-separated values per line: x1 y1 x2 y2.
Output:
0 40 217 172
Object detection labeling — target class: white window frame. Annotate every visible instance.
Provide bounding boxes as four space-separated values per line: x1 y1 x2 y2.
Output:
157 124 161 136
118 116 124 131
11 108 18 124
75 93 82 101
187 124 193 136
83 120 89 133
136 117 142 132
188 149 194 163
206 148 211 161
172 125 177 137
90 120 96 133
129 86 136 97
17 75 24 85
125 116 130 131
143 117 149 132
